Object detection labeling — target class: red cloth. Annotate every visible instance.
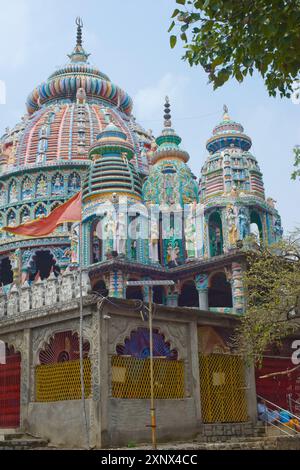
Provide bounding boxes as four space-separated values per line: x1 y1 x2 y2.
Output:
3 191 82 237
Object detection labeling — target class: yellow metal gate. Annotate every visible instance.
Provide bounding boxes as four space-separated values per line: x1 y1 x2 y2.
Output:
199 354 248 423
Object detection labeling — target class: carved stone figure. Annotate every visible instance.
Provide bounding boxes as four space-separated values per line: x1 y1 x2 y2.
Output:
7 286 19 316
149 220 159 263
185 215 196 258
32 280 44 309
238 207 249 239
45 273 57 306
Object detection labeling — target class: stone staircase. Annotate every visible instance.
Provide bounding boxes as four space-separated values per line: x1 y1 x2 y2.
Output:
0 430 48 450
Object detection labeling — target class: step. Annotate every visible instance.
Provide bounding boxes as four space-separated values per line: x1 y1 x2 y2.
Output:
0 434 48 449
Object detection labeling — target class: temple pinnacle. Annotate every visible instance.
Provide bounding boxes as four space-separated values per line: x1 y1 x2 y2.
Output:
76 17 83 47
164 96 172 128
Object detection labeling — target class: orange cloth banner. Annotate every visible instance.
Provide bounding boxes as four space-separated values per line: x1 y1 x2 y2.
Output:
2 191 82 237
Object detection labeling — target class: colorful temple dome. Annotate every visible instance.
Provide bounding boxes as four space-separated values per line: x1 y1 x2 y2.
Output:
143 97 198 206
83 122 143 203
206 105 252 153
0 20 152 172
200 106 264 202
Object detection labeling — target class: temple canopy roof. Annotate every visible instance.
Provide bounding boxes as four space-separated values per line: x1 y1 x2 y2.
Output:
206 105 252 153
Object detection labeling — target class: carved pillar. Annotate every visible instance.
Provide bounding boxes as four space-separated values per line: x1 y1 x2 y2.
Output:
9 248 21 285
195 273 209 311
60 268 74 302
166 284 179 307
20 329 32 431
231 262 245 314
0 288 6 317
7 285 19 316
104 270 126 299
32 279 44 310
20 281 31 313
44 272 58 306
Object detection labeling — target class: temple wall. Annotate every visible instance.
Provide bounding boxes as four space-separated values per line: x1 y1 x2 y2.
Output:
26 400 92 449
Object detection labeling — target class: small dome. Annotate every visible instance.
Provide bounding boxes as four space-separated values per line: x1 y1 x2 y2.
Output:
83 123 142 202
143 98 198 205
206 106 252 153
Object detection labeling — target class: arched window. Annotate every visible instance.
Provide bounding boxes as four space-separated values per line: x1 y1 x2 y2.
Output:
178 281 199 307
68 173 81 193
0 257 13 286
92 280 108 297
39 331 90 364
51 173 64 195
250 211 263 243
126 279 143 301
28 250 60 282
8 180 18 203
208 272 233 308
90 219 103 263
0 183 6 205
116 327 178 359
34 204 47 219
153 286 164 305
7 209 16 227
208 211 224 257
21 177 33 200
20 207 30 224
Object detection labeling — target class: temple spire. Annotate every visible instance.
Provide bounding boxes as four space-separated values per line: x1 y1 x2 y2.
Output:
164 96 172 128
76 17 83 47
68 18 90 63
223 104 230 121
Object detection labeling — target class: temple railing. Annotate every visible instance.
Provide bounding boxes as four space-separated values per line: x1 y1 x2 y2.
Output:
0 268 90 319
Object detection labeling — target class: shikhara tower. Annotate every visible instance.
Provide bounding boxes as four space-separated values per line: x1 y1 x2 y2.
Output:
0 20 289 449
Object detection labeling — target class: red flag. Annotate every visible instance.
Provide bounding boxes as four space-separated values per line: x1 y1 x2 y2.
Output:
3 191 82 237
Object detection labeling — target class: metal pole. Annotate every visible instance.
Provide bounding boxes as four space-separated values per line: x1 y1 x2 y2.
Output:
78 221 90 449
148 286 157 449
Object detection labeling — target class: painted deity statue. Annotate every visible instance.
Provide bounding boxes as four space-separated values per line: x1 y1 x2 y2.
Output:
36 176 47 197
52 175 64 194
9 181 18 203
22 178 32 200
167 238 180 267
238 207 249 239
116 213 127 255
226 204 238 246
185 214 196 258
104 212 117 254
70 224 79 264
149 220 159 263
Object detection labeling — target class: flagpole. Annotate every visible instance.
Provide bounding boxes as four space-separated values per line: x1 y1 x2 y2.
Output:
78 220 90 448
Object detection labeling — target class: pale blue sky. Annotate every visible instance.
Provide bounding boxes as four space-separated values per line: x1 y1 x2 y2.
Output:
0 0 299 232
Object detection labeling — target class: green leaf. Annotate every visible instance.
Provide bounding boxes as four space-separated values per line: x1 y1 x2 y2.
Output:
168 21 175 33
176 0 186 4
171 8 180 18
170 35 177 49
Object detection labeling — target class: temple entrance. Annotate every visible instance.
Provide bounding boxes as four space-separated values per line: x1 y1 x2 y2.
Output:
208 272 233 308
178 281 199 307
208 212 224 257
250 211 263 243
0 345 21 428
0 257 13 286
28 250 60 282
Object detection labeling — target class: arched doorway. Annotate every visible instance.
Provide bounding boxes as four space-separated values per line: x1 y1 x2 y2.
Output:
250 211 263 242
208 212 223 257
153 286 164 305
126 283 143 301
178 281 199 307
208 272 233 308
0 345 21 428
90 219 103 264
28 250 60 282
93 280 108 297
0 257 13 286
